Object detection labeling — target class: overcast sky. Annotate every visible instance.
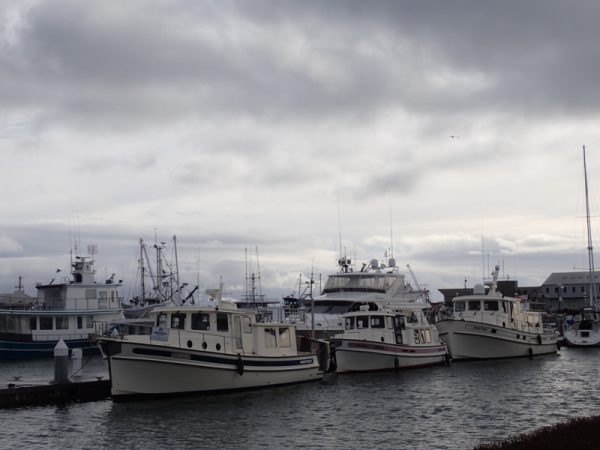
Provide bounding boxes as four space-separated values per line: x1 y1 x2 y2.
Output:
2 0 600 301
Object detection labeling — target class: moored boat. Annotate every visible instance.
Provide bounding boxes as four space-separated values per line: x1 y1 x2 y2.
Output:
286 256 430 339
0 253 124 359
98 290 327 399
563 146 600 347
436 266 558 360
332 305 447 372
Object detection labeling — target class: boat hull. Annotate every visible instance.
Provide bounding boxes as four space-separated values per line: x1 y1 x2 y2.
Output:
0 337 98 360
100 339 323 398
563 329 600 347
437 320 558 360
333 339 447 373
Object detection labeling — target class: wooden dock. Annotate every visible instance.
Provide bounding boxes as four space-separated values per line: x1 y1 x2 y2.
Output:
0 376 111 408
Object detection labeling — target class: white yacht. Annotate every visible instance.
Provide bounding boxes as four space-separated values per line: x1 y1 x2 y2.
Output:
286 257 430 339
0 254 124 359
436 266 558 360
332 305 447 372
98 292 327 399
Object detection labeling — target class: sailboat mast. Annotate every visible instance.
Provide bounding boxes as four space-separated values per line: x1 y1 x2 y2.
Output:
583 145 596 306
174 235 181 304
140 239 146 303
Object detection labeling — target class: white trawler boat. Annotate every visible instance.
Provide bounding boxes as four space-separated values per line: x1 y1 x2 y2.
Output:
0 250 124 359
563 146 600 347
436 266 558 360
332 305 447 372
287 256 431 339
98 287 327 399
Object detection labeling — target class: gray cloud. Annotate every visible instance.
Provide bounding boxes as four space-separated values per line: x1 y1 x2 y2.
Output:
4 0 600 135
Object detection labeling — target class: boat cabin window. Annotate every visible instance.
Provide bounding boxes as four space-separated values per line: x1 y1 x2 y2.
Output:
157 313 168 327
56 317 69 330
264 328 277 348
345 317 355 330
484 301 499 311
40 317 53 330
191 312 211 331
30 317 37 330
243 317 252 333
386 316 394 329
356 316 369 329
394 315 406 330
468 301 481 311
86 315 94 329
278 328 291 347
77 316 83 329
322 274 396 294
370 316 385 328
171 313 186 329
217 312 229 332
454 301 466 312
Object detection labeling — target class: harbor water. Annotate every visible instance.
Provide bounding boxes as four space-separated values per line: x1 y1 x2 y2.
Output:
1 348 600 449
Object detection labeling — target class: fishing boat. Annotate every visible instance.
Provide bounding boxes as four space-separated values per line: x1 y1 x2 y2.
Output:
285 256 431 340
436 266 558 360
97 287 327 399
0 250 124 359
563 145 600 347
332 305 448 372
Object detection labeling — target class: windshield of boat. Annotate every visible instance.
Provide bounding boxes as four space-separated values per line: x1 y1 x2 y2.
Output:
306 300 355 314
322 274 397 294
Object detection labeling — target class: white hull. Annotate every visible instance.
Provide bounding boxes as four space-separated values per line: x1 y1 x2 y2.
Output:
563 329 600 347
334 339 447 372
103 340 323 398
437 320 558 360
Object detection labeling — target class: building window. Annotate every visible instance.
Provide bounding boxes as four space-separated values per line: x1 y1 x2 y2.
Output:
572 286 576 293
30 317 37 330
545 287 549 294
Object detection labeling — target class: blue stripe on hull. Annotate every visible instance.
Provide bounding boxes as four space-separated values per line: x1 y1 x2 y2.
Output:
0 339 99 360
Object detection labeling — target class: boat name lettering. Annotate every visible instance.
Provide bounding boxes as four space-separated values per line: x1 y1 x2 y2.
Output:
299 359 313 365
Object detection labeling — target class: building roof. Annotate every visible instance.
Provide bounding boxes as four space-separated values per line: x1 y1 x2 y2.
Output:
542 271 600 286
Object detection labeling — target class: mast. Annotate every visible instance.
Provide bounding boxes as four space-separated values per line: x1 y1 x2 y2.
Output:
583 145 596 306
174 235 181 305
140 239 146 303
